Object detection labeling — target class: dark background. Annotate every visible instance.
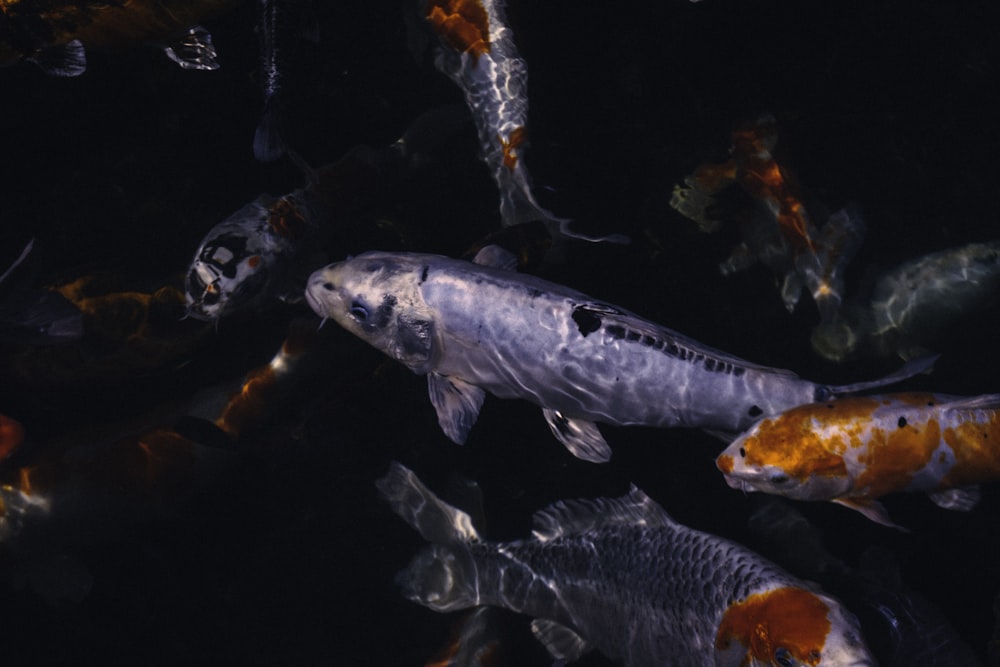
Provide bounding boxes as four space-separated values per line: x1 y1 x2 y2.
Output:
1 0 998 664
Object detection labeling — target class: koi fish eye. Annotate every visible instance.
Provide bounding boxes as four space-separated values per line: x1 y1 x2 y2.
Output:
350 300 369 321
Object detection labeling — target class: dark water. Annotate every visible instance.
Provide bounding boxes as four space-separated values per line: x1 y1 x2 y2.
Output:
1 0 998 664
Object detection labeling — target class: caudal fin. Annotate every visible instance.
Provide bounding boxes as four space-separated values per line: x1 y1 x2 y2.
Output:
377 462 482 612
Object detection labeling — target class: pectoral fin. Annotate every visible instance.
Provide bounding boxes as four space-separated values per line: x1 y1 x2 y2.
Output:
542 409 612 463
832 498 909 532
428 374 486 445
530 619 593 662
929 486 980 512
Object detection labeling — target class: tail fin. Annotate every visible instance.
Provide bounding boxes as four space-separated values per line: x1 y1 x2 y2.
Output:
376 462 482 612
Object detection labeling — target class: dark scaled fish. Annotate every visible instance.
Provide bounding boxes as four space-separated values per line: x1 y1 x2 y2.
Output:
378 462 876 667
0 0 244 76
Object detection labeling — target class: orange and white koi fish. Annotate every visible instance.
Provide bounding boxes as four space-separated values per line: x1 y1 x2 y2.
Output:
717 392 1000 528
380 461 876 666
420 0 624 243
671 114 865 321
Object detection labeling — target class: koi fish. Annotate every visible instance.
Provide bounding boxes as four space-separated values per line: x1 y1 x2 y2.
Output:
378 461 876 666
185 189 326 321
0 0 243 76
305 246 933 462
187 107 467 320
420 0 625 243
716 392 1000 528
811 240 1000 363
671 115 865 321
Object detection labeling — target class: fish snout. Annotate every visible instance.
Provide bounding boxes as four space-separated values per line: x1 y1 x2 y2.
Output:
305 268 343 318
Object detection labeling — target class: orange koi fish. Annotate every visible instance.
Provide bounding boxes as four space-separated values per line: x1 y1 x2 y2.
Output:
0 413 25 462
717 392 1000 528
421 0 624 243
671 114 865 321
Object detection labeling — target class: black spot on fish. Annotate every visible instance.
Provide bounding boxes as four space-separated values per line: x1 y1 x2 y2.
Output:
419 266 429 284
897 416 907 428
606 325 626 340
653 339 665 350
748 405 763 418
571 306 602 337
705 359 716 371
528 289 544 299
665 342 680 357
733 366 746 377
626 330 642 342
641 335 655 347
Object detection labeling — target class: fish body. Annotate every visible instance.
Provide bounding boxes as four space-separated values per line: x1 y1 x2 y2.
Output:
812 240 1000 363
671 115 865 320
305 248 931 462
0 0 242 75
420 0 623 243
717 392 1000 527
378 462 876 667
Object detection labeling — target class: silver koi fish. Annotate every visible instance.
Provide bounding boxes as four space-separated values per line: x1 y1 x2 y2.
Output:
305 247 934 462
377 461 876 667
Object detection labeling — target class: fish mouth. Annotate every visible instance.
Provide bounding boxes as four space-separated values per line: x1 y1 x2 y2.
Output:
303 286 325 318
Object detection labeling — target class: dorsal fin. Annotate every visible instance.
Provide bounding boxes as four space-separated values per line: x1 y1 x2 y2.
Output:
531 486 672 542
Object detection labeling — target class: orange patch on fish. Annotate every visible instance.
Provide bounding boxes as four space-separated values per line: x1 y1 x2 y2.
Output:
500 127 526 170
716 587 831 666
940 415 1000 487
717 453 735 474
426 0 490 58
247 255 262 269
267 197 308 239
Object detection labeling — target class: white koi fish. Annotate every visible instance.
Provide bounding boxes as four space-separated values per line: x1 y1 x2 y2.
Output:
716 392 1000 528
420 0 625 243
305 247 933 462
378 461 876 667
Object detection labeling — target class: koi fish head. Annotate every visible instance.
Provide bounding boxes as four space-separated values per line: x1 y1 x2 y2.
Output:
305 252 437 373
716 410 852 502
185 199 290 320
715 587 875 666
